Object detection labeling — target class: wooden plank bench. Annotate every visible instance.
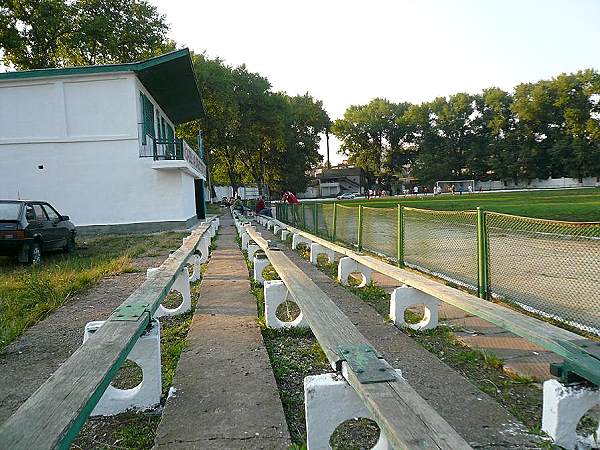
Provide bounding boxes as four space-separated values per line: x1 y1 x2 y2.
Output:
0 218 218 450
257 214 600 449
238 216 471 450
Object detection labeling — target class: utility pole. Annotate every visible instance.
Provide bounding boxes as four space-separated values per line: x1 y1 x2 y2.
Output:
325 128 331 169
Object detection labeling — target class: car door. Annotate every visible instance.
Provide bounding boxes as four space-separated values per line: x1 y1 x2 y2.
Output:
31 203 58 250
42 204 68 248
25 204 45 248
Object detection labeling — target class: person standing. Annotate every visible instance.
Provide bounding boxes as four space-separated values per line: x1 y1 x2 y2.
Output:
255 196 266 215
282 190 300 222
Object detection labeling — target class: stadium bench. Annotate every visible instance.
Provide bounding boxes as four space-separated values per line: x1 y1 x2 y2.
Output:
256 213 600 450
234 212 471 449
0 218 219 450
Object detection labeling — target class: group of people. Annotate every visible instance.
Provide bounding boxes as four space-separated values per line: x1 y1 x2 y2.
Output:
223 190 301 217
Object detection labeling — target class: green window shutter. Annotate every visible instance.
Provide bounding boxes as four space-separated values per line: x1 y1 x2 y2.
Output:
160 117 166 140
166 124 174 141
140 92 155 144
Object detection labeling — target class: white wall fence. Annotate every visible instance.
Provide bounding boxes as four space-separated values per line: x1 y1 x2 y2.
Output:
476 176 599 191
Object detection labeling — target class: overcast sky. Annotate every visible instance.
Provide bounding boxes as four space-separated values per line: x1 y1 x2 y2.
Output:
151 0 600 164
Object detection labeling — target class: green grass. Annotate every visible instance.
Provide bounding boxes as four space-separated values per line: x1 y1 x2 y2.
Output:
0 232 187 350
326 188 600 221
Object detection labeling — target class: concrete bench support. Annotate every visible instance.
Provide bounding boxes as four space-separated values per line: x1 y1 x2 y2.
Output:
292 233 312 250
147 267 192 318
281 230 291 241
304 372 399 450
84 319 161 416
542 379 600 449
197 236 210 264
187 254 202 282
264 280 308 329
253 251 270 285
338 257 372 287
310 243 335 266
273 225 283 235
247 242 260 260
241 232 250 250
389 285 439 331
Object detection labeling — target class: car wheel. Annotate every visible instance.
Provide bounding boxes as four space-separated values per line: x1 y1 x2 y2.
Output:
65 235 76 253
29 242 42 265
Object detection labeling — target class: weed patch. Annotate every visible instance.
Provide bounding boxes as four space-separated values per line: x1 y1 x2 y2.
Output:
0 232 187 350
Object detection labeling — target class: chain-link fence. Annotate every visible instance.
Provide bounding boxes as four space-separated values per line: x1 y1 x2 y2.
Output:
302 203 315 232
318 203 335 238
276 202 600 334
336 205 358 246
403 208 479 290
487 213 600 334
362 206 397 257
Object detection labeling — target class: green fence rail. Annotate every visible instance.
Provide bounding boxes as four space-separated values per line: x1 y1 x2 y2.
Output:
276 202 600 335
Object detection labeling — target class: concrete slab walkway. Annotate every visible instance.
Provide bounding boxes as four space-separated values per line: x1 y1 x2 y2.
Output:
154 214 290 449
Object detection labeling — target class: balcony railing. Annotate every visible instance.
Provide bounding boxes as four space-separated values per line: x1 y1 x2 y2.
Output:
139 133 206 179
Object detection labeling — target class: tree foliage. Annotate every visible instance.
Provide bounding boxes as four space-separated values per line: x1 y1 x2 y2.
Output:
333 70 600 186
0 0 170 69
177 54 330 196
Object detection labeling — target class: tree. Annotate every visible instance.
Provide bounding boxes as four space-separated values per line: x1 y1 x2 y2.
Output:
69 0 171 65
0 0 73 69
332 98 400 187
179 54 329 198
0 0 170 69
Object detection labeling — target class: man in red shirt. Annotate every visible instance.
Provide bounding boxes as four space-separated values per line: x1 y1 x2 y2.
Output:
282 191 300 205
255 196 266 214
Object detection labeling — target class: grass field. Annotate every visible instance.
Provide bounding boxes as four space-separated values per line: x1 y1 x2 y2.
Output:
328 188 600 222
0 232 187 350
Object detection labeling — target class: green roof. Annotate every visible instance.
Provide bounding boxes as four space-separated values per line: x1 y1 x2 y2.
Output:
0 48 204 125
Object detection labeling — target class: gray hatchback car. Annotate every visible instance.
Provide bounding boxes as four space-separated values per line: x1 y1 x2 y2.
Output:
0 200 76 264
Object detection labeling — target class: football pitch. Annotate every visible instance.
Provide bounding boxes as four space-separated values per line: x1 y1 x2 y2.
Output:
332 187 600 222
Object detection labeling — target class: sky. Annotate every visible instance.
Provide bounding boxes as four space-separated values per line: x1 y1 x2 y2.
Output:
152 0 600 165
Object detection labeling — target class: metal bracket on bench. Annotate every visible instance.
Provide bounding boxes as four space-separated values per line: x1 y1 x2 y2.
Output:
549 339 600 386
337 344 397 384
266 240 280 251
109 302 150 321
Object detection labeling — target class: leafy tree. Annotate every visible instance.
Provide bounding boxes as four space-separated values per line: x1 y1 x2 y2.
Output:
0 0 73 69
0 0 170 69
179 54 329 198
69 0 171 65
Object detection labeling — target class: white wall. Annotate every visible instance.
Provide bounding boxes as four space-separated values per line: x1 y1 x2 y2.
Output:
0 140 196 226
476 176 600 191
0 73 198 227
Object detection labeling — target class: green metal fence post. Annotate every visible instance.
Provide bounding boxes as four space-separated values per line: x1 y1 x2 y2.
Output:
313 202 318 234
332 202 338 241
357 205 364 251
397 205 404 267
477 207 490 299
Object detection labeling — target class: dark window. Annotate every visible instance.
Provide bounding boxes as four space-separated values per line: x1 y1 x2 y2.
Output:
32 204 47 220
25 205 35 221
43 205 59 221
0 202 21 220
140 92 155 145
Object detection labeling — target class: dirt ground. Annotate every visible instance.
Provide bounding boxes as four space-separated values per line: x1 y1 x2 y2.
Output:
0 255 166 426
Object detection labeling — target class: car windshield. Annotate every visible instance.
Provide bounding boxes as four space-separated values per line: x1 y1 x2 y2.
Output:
0 202 22 220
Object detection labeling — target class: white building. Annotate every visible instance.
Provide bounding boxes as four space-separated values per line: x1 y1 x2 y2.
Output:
0 48 208 233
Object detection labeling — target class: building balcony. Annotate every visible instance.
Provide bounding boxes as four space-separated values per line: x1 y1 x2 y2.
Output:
140 135 206 180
